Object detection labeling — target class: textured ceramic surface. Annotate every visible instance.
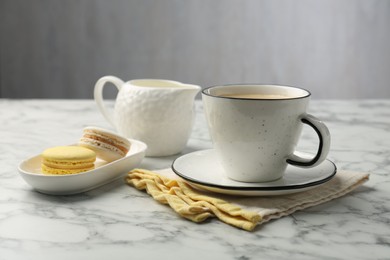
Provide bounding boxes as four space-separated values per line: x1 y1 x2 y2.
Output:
95 76 201 156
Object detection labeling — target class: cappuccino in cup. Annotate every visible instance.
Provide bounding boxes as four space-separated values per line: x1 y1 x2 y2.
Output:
221 93 290 99
202 84 331 183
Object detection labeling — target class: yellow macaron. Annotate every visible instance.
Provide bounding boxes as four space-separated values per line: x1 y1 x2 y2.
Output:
41 146 96 175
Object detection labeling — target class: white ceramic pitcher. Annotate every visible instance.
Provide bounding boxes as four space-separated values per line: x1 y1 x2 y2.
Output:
94 76 201 157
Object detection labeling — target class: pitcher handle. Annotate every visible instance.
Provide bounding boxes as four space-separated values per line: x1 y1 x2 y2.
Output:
286 114 331 167
94 75 124 127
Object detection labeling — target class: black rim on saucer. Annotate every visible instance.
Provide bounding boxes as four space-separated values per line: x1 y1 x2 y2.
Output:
171 153 337 191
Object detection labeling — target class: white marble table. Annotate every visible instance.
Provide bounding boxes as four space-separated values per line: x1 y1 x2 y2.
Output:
0 99 389 259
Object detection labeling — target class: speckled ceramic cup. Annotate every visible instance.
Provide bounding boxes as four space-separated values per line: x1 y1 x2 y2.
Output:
202 84 331 183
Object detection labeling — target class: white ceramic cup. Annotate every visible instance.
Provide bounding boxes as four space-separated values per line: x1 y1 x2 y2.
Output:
94 76 201 157
202 84 331 182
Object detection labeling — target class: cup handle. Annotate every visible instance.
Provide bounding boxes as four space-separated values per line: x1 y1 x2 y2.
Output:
286 114 331 167
94 75 125 127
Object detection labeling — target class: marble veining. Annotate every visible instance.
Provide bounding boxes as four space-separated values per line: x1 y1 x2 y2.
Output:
0 99 390 259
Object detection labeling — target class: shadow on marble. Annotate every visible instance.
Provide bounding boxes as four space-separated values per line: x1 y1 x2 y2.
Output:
23 177 127 200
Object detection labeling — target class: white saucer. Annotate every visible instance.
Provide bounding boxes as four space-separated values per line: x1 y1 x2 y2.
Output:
171 149 337 196
18 139 147 195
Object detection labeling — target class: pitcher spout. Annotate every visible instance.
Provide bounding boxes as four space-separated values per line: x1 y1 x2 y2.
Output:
180 83 202 99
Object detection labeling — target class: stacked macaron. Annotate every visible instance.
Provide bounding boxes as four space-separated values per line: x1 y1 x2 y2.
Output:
41 146 96 175
41 126 131 175
78 126 131 162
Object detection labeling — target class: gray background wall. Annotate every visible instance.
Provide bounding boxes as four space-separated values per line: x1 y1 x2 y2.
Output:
1 0 389 99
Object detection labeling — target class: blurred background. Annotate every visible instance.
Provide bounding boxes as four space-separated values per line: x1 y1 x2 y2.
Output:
0 0 389 99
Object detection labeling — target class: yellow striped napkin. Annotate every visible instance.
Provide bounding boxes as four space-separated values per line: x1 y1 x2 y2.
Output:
126 168 369 231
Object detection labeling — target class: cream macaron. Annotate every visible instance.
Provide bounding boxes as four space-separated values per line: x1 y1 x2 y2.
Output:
78 126 131 162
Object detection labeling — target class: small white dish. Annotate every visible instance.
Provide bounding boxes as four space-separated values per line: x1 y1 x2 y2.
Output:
18 139 147 195
172 149 337 196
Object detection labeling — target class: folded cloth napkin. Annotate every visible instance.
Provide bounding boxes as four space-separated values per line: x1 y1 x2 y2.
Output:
126 169 369 231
